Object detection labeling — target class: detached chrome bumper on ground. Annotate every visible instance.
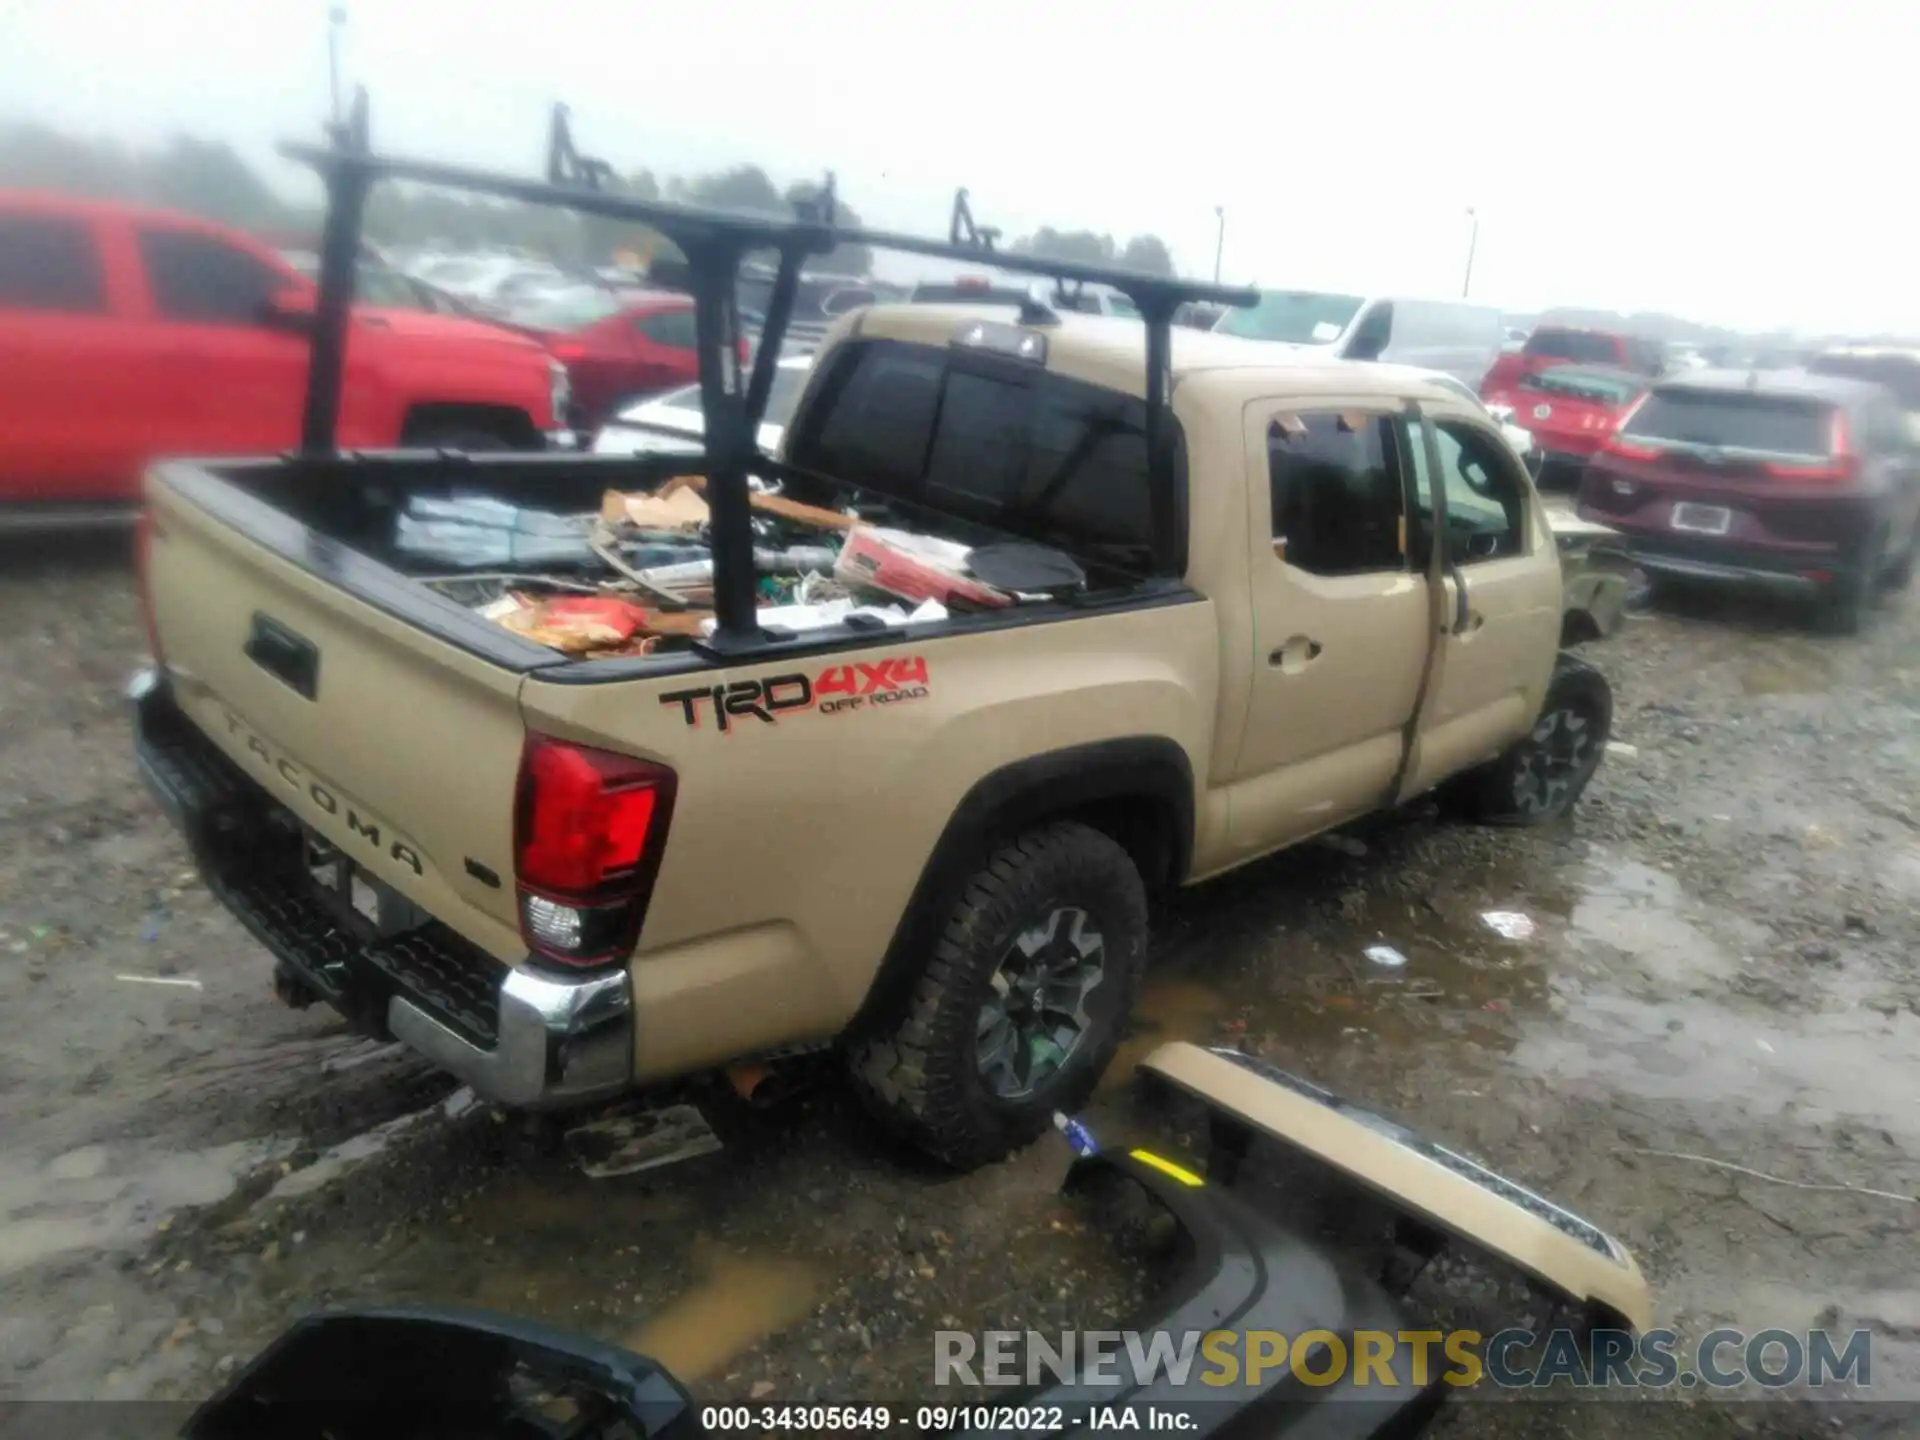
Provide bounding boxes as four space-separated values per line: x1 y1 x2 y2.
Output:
128 666 632 1110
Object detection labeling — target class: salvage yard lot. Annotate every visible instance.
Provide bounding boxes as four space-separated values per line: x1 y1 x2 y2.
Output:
1 535 1916 1436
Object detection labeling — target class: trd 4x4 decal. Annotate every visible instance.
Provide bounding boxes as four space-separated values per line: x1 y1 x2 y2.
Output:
660 656 931 732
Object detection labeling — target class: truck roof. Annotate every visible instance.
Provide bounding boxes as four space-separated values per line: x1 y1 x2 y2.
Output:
852 304 1474 407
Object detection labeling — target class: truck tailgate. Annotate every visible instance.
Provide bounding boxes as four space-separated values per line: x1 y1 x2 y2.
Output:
146 481 530 963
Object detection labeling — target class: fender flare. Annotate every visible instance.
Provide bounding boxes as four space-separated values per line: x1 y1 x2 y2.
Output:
848 736 1194 1034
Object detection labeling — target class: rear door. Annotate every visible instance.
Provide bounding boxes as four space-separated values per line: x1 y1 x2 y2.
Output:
1226 401 1432 854
1399 412 1560 795
126 220 310 460
0 206 144 503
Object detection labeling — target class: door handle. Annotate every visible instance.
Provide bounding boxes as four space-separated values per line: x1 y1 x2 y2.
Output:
1445 560 1470 634
1269 637 1324 672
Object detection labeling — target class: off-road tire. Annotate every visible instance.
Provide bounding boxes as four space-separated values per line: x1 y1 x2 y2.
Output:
1879 524 1915 593
1462 653 1612 826
1819 526 1887 635
848 821 1148 1170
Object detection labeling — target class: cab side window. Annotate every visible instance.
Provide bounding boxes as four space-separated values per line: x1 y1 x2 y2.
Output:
1405 419 1528 563
1268 412 1404 576
137 228 286 325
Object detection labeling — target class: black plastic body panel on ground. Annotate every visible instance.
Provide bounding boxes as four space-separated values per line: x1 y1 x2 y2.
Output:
938 1150 1444 1439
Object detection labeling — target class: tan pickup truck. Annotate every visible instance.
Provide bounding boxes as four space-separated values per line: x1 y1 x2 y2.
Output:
130 137 1612 1167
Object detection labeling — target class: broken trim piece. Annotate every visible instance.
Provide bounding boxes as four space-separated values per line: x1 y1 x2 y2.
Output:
1139 1041 1653 1331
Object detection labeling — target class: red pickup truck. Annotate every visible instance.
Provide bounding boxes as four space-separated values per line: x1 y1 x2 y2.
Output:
0 192 572 523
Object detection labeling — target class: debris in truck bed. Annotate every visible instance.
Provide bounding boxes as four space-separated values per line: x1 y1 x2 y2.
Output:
493 593 648 653
834 525 1014 610
394 493 597 570
481 592 713 656
670 474 859 532
965 541 1088 595
600 484 709 532
695 596 948 637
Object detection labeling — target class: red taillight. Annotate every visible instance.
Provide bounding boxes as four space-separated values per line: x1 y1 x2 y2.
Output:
550 341 589 363
1763 410 1856 483
1598 394 1658 460
1601 435 1663 462
136 507 165 664
513 734 676 966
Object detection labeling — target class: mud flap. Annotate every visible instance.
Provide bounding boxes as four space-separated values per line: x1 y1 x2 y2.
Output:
1138 1042 1652 1332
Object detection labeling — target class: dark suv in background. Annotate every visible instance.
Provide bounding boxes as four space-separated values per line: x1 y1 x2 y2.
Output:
1576 369 1920 631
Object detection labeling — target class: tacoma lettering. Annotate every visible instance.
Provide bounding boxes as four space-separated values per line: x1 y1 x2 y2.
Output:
218 709 423 876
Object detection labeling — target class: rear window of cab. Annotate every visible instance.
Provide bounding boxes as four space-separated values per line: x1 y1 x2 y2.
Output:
784 337 1184 571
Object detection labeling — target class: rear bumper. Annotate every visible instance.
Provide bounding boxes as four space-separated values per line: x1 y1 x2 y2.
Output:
128 668 632 1109
1629 550 1824 595
1572 500 1870 597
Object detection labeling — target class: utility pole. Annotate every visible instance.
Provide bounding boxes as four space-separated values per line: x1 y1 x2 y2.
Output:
1213 205 1226 284
327 7 347 129
1462 206 1479 300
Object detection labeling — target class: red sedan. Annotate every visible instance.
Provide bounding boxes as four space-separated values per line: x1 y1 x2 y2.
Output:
506 287 714 431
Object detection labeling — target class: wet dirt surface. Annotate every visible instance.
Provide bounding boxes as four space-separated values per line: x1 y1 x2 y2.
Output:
2 532 1916 1437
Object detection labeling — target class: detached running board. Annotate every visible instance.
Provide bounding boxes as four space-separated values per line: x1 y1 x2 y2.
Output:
1139 1042 1652 1332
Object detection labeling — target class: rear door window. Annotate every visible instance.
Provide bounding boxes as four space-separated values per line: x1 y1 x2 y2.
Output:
1623 389 1835 456
0 212 107 313
1268 412 1404 575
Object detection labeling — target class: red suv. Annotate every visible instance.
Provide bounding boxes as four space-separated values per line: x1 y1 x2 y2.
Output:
1576 370 1920 631
0 192 569 523
1482 325 1666 399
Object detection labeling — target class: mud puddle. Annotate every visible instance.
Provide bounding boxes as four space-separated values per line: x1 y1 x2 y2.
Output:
0 1137 296 1276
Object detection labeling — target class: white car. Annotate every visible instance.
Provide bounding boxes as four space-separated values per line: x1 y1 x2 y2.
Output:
591 355 815 459
420 255 571 310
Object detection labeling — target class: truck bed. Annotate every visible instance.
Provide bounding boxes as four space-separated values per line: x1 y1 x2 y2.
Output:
138 452 1221 1093
158 451 1192 681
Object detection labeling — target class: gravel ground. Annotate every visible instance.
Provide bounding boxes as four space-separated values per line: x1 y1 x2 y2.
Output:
0 533 1915 1437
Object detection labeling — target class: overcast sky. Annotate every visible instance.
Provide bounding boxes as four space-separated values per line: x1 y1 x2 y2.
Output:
4 0 1914 334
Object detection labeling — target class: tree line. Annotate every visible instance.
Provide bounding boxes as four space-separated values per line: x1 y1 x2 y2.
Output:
0 120 1177 278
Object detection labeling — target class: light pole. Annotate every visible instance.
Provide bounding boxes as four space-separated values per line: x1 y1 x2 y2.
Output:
1212 206 1226 284
1462 206 1479 300
327 7 347 128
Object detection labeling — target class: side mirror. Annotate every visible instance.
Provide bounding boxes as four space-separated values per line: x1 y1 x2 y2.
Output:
259 288 318 335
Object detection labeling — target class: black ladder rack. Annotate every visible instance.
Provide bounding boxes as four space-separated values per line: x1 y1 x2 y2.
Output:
282 92 1257 646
